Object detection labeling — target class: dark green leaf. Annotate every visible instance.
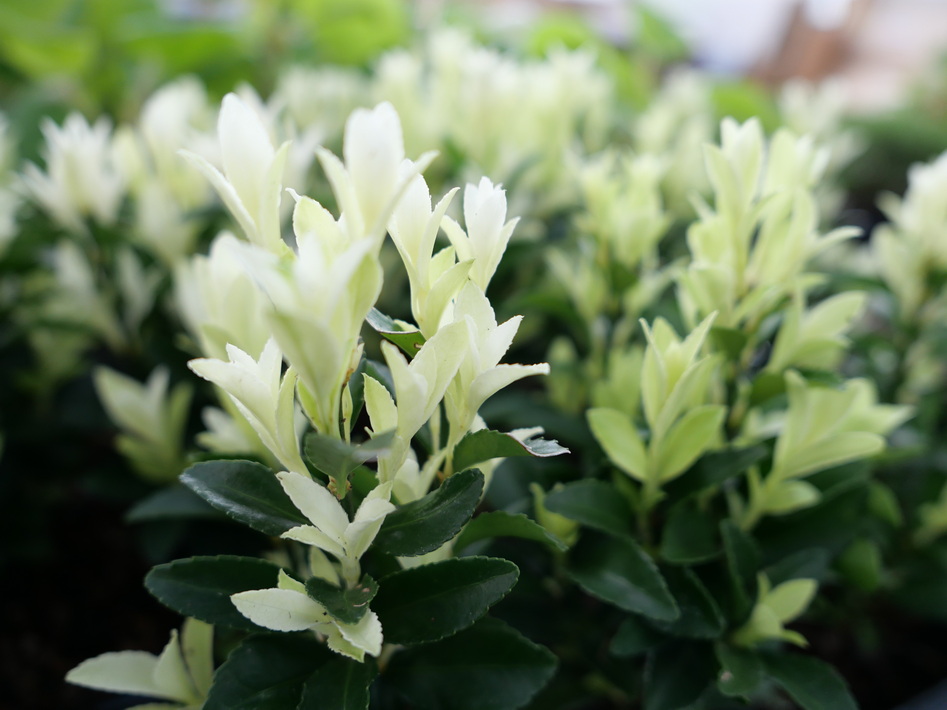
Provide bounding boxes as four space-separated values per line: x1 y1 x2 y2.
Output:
721 521 760 589
298 656 377 710
366 308 425 357
181 459 307 536
766 548 832 586
567 533 678 622
720 521 760 622
304 575 378 625
303 431 394 499
716 645 763 698
343 356 368 437
663 446 768 501
544 480 634 538
763 653 858 710
373 556 519 645
755 486 868 561
709 326 748 360
610 616 664 657
125 483 220 523
451 429 569 474
750 372 786 405
204 634 330 710
651 568 725 639
387 617 556 710
891 566 947 622
373 469 483 557
867 481 902 527
453 511 568 554
645 641 716 710
145 555 283 631
660 500 720 564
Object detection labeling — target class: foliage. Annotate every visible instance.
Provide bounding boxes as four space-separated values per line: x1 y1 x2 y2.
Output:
1 3 946 710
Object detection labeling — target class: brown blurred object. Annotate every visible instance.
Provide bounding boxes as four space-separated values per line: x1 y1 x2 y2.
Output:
754 0 872 83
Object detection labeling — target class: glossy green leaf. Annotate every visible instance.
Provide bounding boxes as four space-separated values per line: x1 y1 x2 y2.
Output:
451 429 569 474
750 372 786 405
868 481 902 527
298 656 377 710
373 468 483 557
709 326 748 361
719 521 761 622
716 645 763 697
754 486 867 561
453 511 568 554
366 309 425 357
836 537 882 592
145 556 283 631
721 521 760 590
387 617 556 710
660 500 719 564
543 480 634 538
567 533 678 622
763 653 857 710
373 556 519 645
204 634 329 710
181 459 307 536
652 567 725 639
663 446 768 501
304 575 378 625
644 641 716 710
610 616 664 658
766 548 832 586
303 431 394 499
125 484 220 523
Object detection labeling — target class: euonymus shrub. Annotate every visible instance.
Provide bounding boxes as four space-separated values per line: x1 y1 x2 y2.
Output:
19 34 941 710
66 96 566 709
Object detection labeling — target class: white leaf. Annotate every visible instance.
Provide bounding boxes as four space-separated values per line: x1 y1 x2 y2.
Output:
66 652 167 699
231 588 328 632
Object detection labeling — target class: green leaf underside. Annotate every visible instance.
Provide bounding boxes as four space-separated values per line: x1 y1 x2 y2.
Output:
387 617 557 710
763 653 858 710
373 468 484 557
181 459 308 536
544 480 634 538
645 641 717 710
204 634 330 710
567 533 678 622
298 657 377 710
452 429 569 473
373 556 519 645
304 576 378 625
303 430 395 493
125 483 220 523
145 555 283 631
366 308 425 357
453 511 568 554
